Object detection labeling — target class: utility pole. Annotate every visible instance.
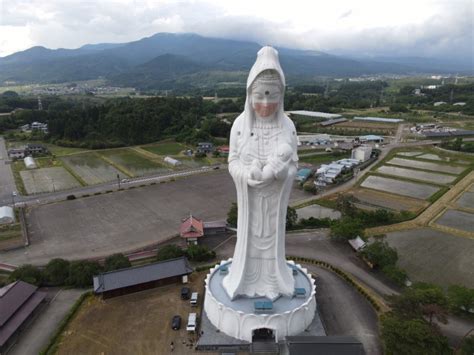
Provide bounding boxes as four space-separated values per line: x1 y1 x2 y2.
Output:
11 191 17 207
117 174 121 190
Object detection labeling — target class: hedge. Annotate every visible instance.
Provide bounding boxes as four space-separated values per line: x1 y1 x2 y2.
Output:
40 291 92 355
288 256 382 312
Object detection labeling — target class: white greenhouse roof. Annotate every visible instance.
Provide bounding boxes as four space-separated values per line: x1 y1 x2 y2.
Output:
353 116 403 123
0 206 15 224
288 111 342 119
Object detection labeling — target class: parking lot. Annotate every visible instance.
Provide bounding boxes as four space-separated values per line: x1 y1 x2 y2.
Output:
1 171 308 265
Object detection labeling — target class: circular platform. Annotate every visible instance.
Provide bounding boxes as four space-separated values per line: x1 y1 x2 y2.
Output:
203 258 316 342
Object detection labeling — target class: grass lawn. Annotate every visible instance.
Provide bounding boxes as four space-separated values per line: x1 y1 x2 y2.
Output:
0 224 21 241
141 141 188 156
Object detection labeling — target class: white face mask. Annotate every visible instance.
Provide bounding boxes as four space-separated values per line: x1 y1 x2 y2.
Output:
251 82 282 119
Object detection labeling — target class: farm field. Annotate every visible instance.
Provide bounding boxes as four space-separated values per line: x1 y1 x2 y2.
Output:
141 141 188 156
299 153 350 165
296 204 341 220
434 209 474 233
99 149 167 177
334 120 397 134
348 188 428 212
360 175 439 200
20 167 81 194
456 191 474 209
386 157 466 174
376 165 456 185
397 151 422 157
61 153 123 185
386 228 474 288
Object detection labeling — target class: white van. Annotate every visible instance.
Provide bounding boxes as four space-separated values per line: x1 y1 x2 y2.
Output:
190 292 198 306
186 313 197 332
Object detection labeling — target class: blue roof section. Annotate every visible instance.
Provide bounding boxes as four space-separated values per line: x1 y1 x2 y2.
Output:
93 256 193 293
297 168 312 177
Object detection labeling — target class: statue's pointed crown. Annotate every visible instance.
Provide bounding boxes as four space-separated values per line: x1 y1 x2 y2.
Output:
246 46 285 90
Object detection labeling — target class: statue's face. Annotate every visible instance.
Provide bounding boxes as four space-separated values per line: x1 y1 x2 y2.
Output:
251 82 281 118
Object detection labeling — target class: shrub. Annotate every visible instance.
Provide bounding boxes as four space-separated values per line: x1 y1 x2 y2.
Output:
67 260 102 288
66 194 76 200
104 253 131 272
45 258 70 286
8 264 44 286
186 244 216 262
156 244 185 261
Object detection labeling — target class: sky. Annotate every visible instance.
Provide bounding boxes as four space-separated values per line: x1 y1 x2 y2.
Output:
0 0 473 61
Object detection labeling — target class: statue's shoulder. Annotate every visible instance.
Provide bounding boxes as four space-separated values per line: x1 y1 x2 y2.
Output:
282 114 297 133
231 113 245 132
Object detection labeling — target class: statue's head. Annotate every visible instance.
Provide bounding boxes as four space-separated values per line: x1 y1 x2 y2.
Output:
246 46 286 122
250 69 282 119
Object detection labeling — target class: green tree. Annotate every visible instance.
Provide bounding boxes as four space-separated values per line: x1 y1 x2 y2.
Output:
335 194 357 217
8 264 43 286
156 244 185 261
186 244 216 262
45 258 70 286
391 282 448 323
382 264 408 286
381 314 451 355
329 217 364 241
286 206 298 229
360 238 398 269
67 260 102 288
104 253 131 272
226 202 238 227
447 285 474 314
459 335 474 355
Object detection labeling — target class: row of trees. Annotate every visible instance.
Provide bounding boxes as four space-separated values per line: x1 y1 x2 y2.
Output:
7 242 217 288
441 138 474 153
7 254 131 288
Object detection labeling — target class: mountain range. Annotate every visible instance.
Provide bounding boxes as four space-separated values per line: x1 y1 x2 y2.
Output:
0 33 472 90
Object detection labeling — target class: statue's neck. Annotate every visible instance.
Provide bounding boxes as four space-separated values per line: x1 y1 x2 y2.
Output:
254 115 278 129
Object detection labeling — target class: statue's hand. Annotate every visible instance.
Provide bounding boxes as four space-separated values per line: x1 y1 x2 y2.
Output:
248 178 272 188
267 158 289 180
249 165 262 181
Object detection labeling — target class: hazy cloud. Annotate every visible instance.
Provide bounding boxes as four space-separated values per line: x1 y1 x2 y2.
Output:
0 0 472 63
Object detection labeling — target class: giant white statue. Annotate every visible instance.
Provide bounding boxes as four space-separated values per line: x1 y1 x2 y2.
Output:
222 46 298 301
203 46 316 343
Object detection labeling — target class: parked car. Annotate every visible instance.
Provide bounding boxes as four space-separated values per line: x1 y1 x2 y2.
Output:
186 313 197 332
171 315 181 330
181 287 190 300
190 292 198 306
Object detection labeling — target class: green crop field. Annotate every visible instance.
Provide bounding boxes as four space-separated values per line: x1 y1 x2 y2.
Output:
141 141 188 156
98 149 167 177
61 153 123 185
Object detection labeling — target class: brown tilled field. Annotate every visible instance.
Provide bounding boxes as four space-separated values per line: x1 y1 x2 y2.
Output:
55 272 215 355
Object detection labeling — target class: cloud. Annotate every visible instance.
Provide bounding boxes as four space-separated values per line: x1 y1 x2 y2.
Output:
0 0 472 63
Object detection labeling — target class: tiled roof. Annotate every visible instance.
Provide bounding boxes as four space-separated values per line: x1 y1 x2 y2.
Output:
180 215 204 238
93 257 193 293
0 281 46 347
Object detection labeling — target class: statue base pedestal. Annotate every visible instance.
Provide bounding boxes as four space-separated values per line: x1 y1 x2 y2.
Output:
203 259 317 342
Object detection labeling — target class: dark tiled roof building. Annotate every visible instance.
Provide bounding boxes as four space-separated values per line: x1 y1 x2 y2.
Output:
93 257 193 299
0 281 46 353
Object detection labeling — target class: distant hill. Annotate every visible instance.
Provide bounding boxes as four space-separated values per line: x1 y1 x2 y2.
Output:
0 32 471 89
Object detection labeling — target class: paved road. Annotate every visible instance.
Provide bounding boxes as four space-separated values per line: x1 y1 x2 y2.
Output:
9 288 84 355
311 265 381 355
0 137 16 201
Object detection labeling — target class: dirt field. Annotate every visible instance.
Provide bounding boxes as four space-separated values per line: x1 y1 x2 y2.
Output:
348 188 428 212
20 167 82 194
2 171 309 266
386 228 474 288
56 272 215 355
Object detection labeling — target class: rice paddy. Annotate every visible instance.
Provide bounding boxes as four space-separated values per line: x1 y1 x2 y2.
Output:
361 175 440 200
